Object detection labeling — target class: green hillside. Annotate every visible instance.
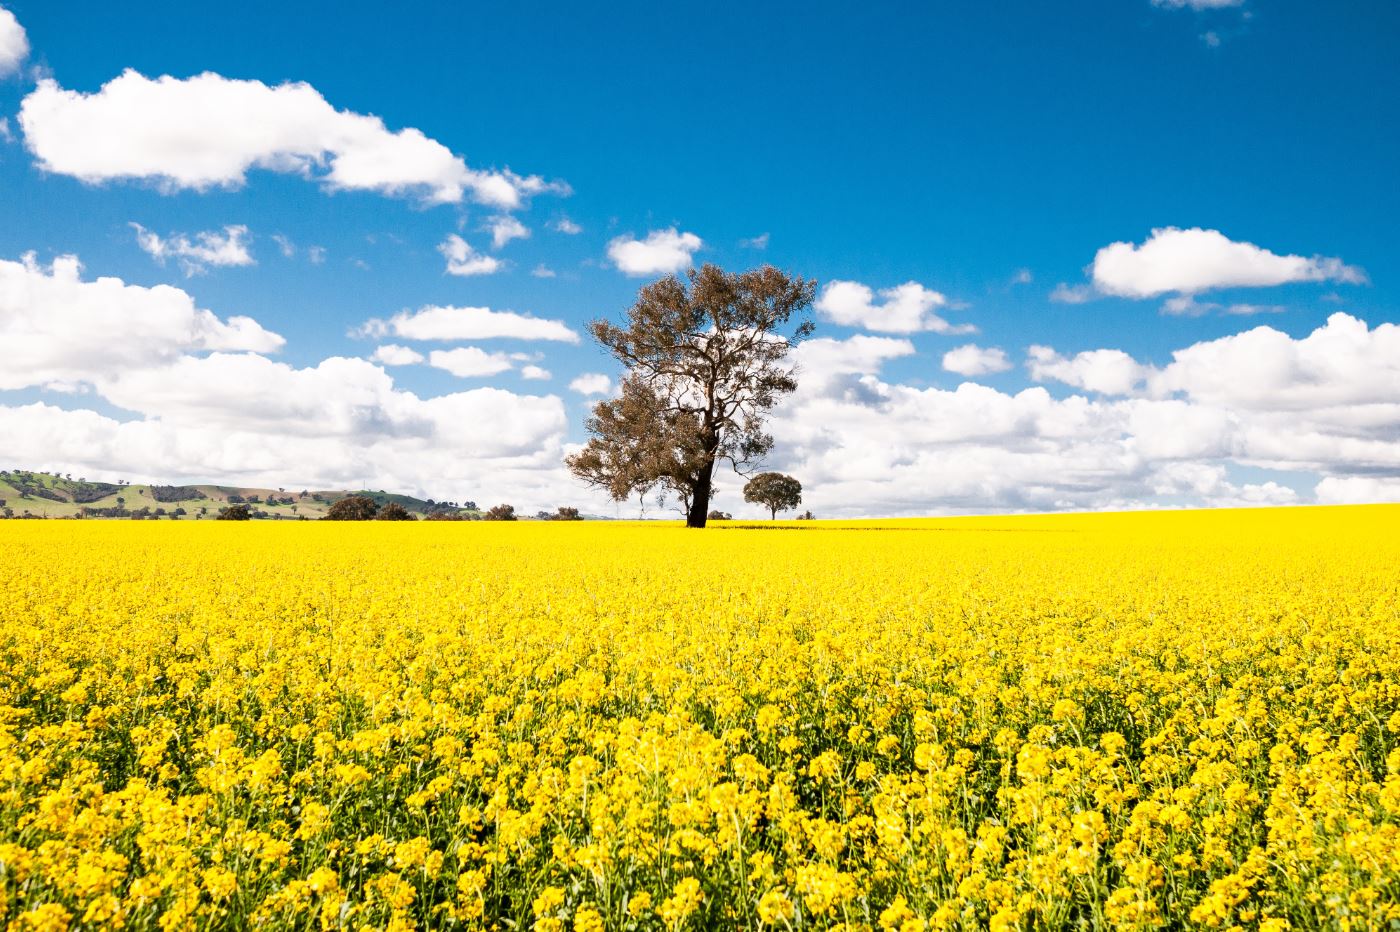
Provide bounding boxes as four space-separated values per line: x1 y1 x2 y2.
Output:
0 470 479 520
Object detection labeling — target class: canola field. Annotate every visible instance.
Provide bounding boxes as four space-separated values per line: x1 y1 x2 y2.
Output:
2 508 1399 932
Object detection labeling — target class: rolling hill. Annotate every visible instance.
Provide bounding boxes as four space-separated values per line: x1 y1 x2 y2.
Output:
0 470 480 520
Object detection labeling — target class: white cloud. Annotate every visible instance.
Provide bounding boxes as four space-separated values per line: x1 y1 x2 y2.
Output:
549 217 582 235
272 233 296 258
1027 346 1151 396
370 344 424 366
1162 294 1283 317
359 304 579 343
0 252 282 392
131 223 255 276
19 70 567 208
0 376 575 510
568 373 613 396
486 215 529 250
0 5 27 77
607 228 702 276
1049 283 1094 304
1152 0 1244 9
520 365 551 381
531 264 556 279
753 312 1400 517
1315 476 1400 505
943 344 1012 377
438 234 502 277
740 233 770 250
1090 227 1365 298
307 245 327 265
428 347 516 378
815 280 975 334
1150 312 1400 412
1011 268 1033 285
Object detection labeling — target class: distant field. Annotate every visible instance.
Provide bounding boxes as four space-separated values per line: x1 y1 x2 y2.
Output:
1 508 1398 929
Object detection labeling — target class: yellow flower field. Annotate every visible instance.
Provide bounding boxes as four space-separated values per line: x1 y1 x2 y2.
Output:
2 508 1399 931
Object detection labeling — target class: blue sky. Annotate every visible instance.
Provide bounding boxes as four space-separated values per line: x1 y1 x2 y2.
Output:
1 1 1398 516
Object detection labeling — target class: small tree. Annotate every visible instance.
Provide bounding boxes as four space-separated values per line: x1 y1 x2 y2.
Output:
484 504 517 521
566 264 816 528
707 509 732 521
743 472 802 520
325 496 380 520
554 506 582 521
376 502 415 521
216 504 252 521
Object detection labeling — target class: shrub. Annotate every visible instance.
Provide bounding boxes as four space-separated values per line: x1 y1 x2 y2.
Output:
325 496 380 521
377 502 415 521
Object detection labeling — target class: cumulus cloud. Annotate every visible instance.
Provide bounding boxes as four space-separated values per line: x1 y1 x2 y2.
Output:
943 344 1012 377
0 253 282 392
19 70 567 208
428 347 516 378
607 228 702 276
531 264 556 279
1089 227 1365 299
0 248 584 507
815 280 975 334
131 223 254 276
1027 346 1151 396
568 373 613 396
549 217 582 235
0 379 574 509
755 315 1400 517
438 234 502 277
486 215 529 250
520 365 551 381
740 233 770 250
0 5 28 77
1315 476 1400 505
370 344 424 366
358 304 579 343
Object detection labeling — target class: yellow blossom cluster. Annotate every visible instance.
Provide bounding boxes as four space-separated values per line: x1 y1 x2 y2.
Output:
1 506 1399 930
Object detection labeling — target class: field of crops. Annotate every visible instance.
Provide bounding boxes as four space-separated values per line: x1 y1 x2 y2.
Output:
2 509 1399 931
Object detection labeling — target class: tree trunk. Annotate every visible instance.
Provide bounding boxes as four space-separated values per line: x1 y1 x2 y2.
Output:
686 457 716 528
770 505 777 520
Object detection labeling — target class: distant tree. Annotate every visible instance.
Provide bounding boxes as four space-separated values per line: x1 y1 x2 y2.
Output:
425 511 465 521
325 496 380 521
484 504 517 521
217 504 252 521
116 496 125 507
707 509 732 521
376 502 415 521
554 506 583 521
796 509 815 520
566 264 817 528
743 472 803 520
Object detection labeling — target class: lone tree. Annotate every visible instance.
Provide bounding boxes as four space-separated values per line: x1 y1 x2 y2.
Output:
743 472 803 520
566 264 816 528
325 495 379 520
216 504 252 521
484 504 517 521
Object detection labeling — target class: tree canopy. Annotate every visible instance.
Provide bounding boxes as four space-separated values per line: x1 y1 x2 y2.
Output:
566 264 815 527
743 472 803 520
